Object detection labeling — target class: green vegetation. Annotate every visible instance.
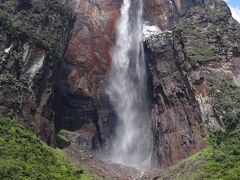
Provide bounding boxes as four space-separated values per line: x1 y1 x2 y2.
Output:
175 1 238 68
190 6 206 16
0 0 75 60
56 129 76 148
194 79 240 179
177 21 194 33
188 47 219 64
0 116 92 180
208 11 228 24
157 151 207 180
208 78 240 114
0 74 30 111
198 114 240 179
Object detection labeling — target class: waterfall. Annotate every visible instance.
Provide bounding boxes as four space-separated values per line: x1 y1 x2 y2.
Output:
106 0 153 169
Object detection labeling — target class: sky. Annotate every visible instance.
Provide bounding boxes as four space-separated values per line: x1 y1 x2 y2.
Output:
224 0 240 22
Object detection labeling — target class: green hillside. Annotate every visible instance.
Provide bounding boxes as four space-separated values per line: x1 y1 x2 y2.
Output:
0 116 92 180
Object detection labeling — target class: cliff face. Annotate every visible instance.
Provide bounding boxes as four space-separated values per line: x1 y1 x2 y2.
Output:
144 33 206 168
53 0 240 169
1 0 239 170
0 0 74 145
54 0 120 148
179 0 240 128
144 0 240 168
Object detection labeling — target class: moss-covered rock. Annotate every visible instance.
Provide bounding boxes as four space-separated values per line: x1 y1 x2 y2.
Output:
56 129 73 149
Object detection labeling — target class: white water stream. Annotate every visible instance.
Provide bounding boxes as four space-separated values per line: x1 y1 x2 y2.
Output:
106 0 153 169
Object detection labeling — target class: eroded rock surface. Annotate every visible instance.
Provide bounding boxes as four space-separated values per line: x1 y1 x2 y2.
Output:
55 1 120 146
2 0 238 171
144 31 206 168
56 0 240 169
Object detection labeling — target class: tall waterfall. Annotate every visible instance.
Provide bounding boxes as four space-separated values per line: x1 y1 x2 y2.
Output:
106 0 152 169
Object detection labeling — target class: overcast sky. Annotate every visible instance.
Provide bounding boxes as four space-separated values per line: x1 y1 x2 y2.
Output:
224 0 240 22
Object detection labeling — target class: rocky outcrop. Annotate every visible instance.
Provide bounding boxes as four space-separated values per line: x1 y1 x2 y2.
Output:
0 0 74 145
144 31 206 168
144 0 204 29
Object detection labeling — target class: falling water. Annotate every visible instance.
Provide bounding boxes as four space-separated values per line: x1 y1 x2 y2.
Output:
106 0 152 169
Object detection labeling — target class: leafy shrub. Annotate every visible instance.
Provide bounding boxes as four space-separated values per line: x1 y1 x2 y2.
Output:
202 122 240 179
223 112 240 132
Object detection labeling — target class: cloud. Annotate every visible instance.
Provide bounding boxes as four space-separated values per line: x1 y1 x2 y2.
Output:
229 6 240 23
224 0 240 23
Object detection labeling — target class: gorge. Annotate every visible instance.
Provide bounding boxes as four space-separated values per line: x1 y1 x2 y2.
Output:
0 0 240 179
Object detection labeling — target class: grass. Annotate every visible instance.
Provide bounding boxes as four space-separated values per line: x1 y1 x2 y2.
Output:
0 116 92 180
157 151 207 180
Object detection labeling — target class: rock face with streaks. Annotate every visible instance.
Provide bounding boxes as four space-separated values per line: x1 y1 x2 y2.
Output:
55 0 120 147
55 0 240 169
144 31 206 168
2 0 239 170
143 0 240 167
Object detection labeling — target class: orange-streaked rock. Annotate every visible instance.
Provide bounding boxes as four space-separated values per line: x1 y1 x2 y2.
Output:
64 0 120 100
